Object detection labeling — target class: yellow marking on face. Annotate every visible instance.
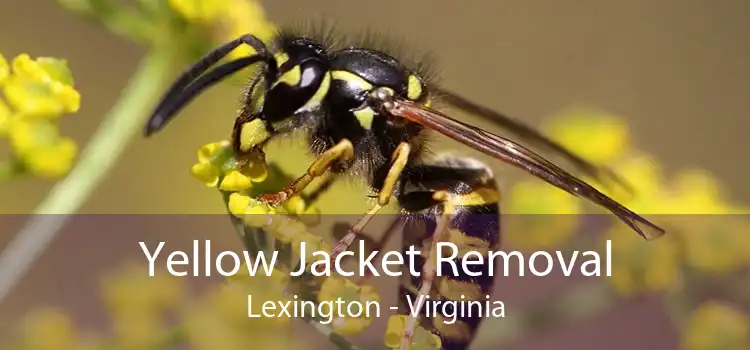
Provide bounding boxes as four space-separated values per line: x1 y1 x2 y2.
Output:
424 97 432 107
249 79 266 114
354 107 376 129
300 72 330 110
239 119 270 152
274 52 290 67
407 75 423 100
274 65 301 88
331 70 373 90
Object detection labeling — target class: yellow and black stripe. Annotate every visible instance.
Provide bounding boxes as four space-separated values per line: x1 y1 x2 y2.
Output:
397 156 501 349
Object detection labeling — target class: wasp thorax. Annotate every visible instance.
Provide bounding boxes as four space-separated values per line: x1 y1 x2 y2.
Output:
262 38 331 124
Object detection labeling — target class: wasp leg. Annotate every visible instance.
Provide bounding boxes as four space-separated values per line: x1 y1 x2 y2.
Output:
329 142 412 261
397 156 501 350
301 172 340 208
400 209 452 350
259 139 354 205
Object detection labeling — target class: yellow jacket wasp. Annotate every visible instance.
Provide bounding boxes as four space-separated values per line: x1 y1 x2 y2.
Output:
144 24 665 350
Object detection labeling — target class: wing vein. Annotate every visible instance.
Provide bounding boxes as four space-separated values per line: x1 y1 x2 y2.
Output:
385 98 665 240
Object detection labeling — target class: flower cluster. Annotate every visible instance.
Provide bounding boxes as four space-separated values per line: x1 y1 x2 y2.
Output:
385 315 442 349
4 262 308 350
169 0 278 58
191 141 268 191
57 0 277 71
168 0 276 39
600 157 749 297
318 276 380 335
185 268 303 350
7 308 102 350
683 300 749 350
504 178 583 250
0 53 80 180
101 263 184 348
190 140 320 220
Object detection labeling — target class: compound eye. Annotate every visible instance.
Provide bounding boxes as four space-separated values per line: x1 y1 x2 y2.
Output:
406 74 427 102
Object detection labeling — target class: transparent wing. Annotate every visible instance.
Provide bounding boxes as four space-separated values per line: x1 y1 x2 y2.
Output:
384 98 665 240
435 87 633 195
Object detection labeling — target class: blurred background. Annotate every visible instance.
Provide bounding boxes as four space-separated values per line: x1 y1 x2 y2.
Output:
0 0 748 349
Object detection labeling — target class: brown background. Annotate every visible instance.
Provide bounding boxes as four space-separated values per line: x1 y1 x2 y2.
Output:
1 0 748 349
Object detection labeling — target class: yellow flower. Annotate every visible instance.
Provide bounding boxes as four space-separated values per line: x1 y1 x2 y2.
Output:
602 152 665 211
224 276 292 326
101 264 186 348
662 169 733 214
167 0 277 61
291 231 332 261
681 215 750 274
0 98 12 135
111 313 162 349
197 141 227 163
219 169 253 191
296 205 323 226
22 136 77 178
228 266 289 287
101 263 184 318
279 194 322 226
12 54 74 84
4 54 80 117
183 272 301 350
19 308 79 349
7 117 54 155
544 108 631 163
219 0 277 60
168 0 227 23
605 226 682 296
7 118 78 178
227 192 252 216
607 156 733 216
227 192 276 228
191 141 230 187
318 277 379 336
384 315 442 349
190 140 268 190
0 53 8 84
505 179 582 250
683 301 749 350
10 307 105 350
269 214 309 243
0 53 80 180
9 307 103 350
191 161 220 186
283 195 307 215
507 180 582 215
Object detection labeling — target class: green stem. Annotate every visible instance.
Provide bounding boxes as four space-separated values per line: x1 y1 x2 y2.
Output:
0 49 174 303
